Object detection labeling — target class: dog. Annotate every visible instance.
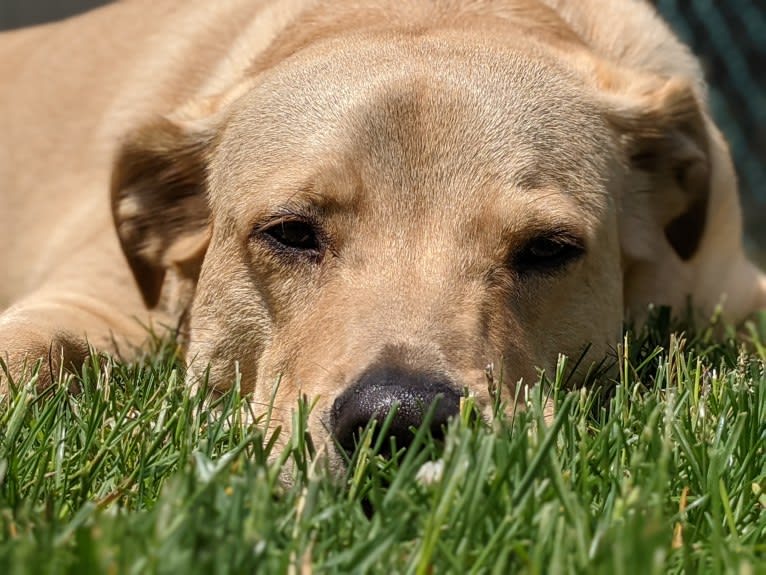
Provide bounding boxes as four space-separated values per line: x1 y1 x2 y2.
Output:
1 0 764 466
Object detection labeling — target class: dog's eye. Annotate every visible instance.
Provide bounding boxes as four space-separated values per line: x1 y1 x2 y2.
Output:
261 219 322 254
514 234 585 273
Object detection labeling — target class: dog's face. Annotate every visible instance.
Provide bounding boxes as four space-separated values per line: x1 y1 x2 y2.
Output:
112 24 710 465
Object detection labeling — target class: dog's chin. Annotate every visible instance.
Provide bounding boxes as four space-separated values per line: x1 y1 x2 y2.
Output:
269 434 349 488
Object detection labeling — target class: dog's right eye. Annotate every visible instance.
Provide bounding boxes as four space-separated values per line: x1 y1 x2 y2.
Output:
259 219 322 256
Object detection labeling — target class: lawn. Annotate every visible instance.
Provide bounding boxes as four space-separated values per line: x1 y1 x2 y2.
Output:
1 308 764 574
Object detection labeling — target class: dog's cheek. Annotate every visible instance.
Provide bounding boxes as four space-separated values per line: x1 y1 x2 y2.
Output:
519 263 622 382
185 258 274 396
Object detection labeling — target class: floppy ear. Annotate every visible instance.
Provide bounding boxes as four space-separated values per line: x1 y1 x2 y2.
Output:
603 74 711 262
111 117 214 308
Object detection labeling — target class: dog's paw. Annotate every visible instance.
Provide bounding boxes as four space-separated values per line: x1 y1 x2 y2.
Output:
0 324 89 393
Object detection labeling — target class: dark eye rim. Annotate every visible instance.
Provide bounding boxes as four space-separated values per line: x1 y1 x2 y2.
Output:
512 232 586 274
253 216 325 259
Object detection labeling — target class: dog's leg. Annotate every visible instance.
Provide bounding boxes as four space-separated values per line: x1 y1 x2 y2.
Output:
0 298 150 392
0 289 164 391
0 236 168 392
0 303 92 390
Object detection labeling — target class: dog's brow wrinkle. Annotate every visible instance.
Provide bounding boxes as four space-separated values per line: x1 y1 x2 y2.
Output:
285 185 320 206
258 187 354 224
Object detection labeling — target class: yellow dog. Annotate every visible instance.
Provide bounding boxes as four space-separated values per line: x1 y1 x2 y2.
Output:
1 0 763 467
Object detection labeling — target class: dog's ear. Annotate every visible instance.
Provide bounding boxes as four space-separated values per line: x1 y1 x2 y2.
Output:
601 72 711 262
111 116 214 308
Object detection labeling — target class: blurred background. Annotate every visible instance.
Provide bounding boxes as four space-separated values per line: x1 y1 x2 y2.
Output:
1 0 764 260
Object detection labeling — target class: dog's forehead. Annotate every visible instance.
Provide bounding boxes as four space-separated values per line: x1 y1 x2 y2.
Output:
210 36 613 221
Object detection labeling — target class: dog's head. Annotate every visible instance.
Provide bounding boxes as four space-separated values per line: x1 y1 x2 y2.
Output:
111 4 713 466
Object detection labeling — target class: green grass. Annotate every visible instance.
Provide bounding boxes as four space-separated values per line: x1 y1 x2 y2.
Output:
1 308 765 574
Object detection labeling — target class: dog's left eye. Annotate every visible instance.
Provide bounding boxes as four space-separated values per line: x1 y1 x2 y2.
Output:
260 219 322 255
513 234 585 273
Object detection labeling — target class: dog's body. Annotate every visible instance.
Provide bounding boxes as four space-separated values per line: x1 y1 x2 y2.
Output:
1 0 764 463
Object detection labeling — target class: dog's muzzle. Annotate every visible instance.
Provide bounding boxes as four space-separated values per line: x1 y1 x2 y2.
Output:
330 365 461 458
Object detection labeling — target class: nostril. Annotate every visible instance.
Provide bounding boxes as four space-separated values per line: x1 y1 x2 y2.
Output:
331 366 461 459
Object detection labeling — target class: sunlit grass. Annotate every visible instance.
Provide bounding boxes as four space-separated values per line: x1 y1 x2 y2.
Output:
1 308 764 573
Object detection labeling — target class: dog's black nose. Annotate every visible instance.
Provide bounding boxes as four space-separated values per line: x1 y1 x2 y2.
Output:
331 366 461 458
